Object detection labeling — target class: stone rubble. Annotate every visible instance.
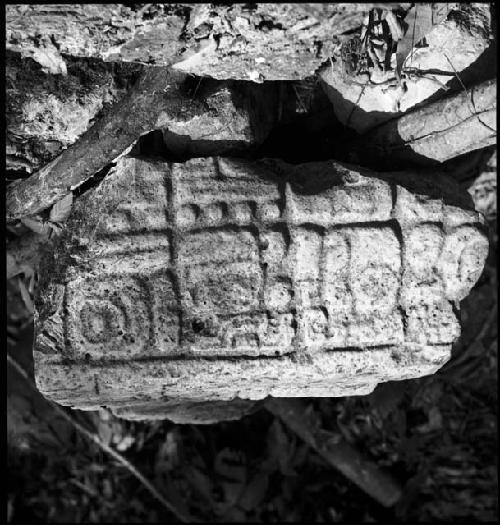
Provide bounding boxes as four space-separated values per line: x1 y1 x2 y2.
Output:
319 3 493 133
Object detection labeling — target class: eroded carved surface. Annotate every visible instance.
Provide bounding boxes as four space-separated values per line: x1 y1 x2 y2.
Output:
34 157 488 420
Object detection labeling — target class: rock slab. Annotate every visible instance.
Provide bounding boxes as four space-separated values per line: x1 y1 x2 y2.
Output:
6 4 403 81
34 157 488 422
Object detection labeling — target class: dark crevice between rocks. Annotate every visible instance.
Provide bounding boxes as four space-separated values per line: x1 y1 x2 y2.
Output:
71 161 117 199
6 168 32 184
129 129 254 162
130 74 350 165
25 67 491 214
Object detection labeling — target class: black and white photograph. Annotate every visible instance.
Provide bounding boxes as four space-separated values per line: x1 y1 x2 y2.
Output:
6 3 497 522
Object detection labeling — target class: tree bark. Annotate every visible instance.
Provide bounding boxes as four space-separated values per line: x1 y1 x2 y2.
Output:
346 79 496 169
6 4 410 80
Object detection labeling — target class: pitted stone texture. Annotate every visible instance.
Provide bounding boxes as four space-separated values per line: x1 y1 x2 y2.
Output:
6 50 142 174
6 4 387 81
34 157 488 422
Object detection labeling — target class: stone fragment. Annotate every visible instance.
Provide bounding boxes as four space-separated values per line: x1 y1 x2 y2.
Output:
33 157 488 422
447 146 498 223
319 4 493 132
6 4 188 74
466 150 497 221
170 4 376 80
6 51 142 175
5 4 406 81
6 68 280 221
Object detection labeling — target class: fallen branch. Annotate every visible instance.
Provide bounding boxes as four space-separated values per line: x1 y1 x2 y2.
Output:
347 78 496 169
6 65 281 222
6 67 187 221
266 398 402 508
7 353 197 523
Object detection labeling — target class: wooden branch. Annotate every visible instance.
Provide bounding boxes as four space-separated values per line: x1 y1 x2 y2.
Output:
266 398 402 508
7 353 197 523
347 79 496 169
6 65 282 222
6 67 184 221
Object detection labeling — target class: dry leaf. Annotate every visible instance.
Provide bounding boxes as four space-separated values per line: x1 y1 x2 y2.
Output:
17 277 34 314
20 217 51 236
396 3 434 75
396 3 455 76
7 253 21 280
267 419 296 475
185 465 214 502
49 193 73 223
238 471 269 511
214 448 247 506
432 2 457 25
385 11 404 41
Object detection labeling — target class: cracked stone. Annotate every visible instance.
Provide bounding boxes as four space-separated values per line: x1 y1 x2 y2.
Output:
6 51 143 174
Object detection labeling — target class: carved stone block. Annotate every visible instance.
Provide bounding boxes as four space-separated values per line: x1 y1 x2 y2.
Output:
34 157 488 422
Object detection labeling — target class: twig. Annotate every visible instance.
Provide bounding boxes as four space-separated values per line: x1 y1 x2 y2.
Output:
443 53 476 114
293 85 308 113
409 3 417 68
443 52 497 134
346 78 369 129
7 353 197 523
265 398 403 507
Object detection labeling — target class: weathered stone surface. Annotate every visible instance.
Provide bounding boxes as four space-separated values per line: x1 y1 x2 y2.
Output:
353 79 497 166
345 79 496 169
6 3 407 81
6 67 281 221
6 50 143 175
6 4 188 75
466 150 497 221
319 4 493 133
34 157 488 422
171 4 388 81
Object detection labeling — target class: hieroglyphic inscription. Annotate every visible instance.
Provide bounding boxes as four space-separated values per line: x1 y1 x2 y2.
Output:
61 157 488 360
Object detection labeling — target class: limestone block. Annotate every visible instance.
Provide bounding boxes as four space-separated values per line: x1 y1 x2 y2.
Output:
319 4 493 133
6 4 187 75
6 4 398 81
6 67 280 221
33 157 488 422
345 79 496 169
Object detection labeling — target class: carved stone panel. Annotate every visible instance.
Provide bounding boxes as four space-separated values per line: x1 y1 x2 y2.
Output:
33 156 489 420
